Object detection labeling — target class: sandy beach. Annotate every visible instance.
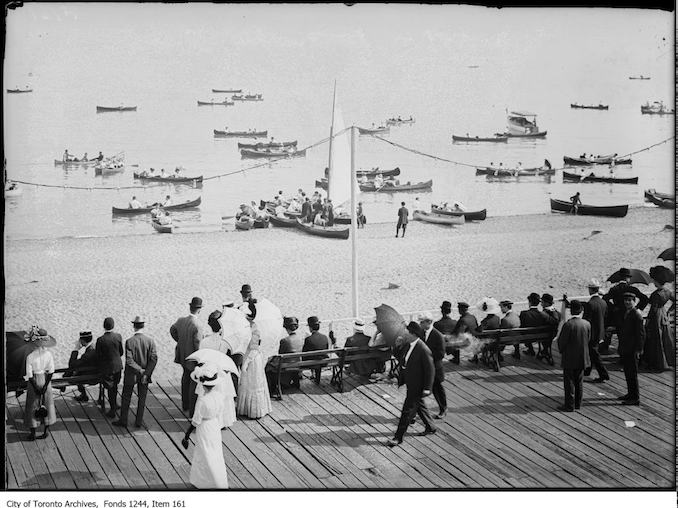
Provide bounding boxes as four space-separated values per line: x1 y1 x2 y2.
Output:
4 205 673 380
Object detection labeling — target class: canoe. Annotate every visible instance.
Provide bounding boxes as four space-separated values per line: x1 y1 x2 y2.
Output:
240 148 306 159
431 205 487 221
475 167 555 177
295 219 349 240
570 104 609 110
237 140 297 149
269 214 298 228
385 118 415 125
232 94 263 101
644 189 675 209
356 167 400 178
96 106 137 112
562 171 638 184
452 134 508 143
629 76 650 80
563 156 632 166
133 172 203 184
413 210 464 225
95 164 124 176
197 100 234 106
496 131 547 138
214 129 268 138
212 89 242 93
112 196 201 215
151 220 173 233
358 126 390 135
549 198 628 218
54 159 99 166
359 180 433 192
7 89 33 93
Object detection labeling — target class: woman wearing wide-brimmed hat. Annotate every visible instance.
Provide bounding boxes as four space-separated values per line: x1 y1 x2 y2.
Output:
182 365 229 489
641 266 675 372
23 326 58 441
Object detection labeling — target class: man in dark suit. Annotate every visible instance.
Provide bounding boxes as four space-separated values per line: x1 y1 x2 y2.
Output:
170 296 204 416
434 301 458 363
113 316 158 429
96 317 124 417
451 302 478 340
344 319 377 377
582 279 610 383
556 300 590 411
617 292 646 405
301 197 312 223
499 300 520 361
537 293 561 364
419 312 447 418
266 316 303 390
602 267 649 353
66 331 98 403
396 201 409 238
302 316 330 384
519 292 547 357
387 322 436 447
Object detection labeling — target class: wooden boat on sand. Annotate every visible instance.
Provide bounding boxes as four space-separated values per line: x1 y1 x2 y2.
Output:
269 214 298 228
562 171 638 184
235 216 269 230
112 196 201 215
644 189 675 209
96 105 137 112
359 179 433 192
413 210 464 225
549 198 628 217
431 205 487 221
295 219 349 239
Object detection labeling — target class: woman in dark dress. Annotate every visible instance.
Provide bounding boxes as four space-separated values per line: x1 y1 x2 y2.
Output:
471 298 501 363
642 270 675 372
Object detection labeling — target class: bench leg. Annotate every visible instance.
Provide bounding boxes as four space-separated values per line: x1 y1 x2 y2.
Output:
337 367 344 393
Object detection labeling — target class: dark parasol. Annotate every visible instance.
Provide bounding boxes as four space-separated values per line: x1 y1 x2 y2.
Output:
658 247 675 261
606 268 652 285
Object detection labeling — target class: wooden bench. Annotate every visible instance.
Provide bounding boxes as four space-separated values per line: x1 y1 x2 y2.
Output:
476 326 556 372
268 345 393 400
7 366 102 399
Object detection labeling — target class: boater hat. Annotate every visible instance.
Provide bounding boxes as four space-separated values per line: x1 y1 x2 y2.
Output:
587 278 601 289
623 292 636 299
353 318 366 332
131 316 145 325
79 331 93 343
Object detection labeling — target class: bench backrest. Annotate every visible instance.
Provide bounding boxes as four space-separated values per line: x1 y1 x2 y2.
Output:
271 345 392 370
476 325 555 344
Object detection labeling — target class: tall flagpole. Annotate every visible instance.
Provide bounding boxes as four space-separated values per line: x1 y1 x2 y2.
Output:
350 124 359 318
327 80 337 200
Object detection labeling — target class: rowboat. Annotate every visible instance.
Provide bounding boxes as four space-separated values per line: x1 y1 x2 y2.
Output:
640 101 674 115
562 171 638 184
133 172 203 184
237 140 297 149
475 167 555 177
356 167 400 178
197 99 234 106
95 164 124 176
358 126 390 135
359 180 433 192
385 117 415 126
151 220 173 233
563 155 632 166
54 158 99 166
549 198 628 218
232 94 263 101
214 129 268 138
96 106 137 112
629 76 650 80
570 104 609 110
452 134 508 143
235 216 269 230
431 205 487 221
295 218 349 239
7 88 32 93
212 89 242 93
112 196 201 215
413 210 464 225
240 148 306 159
644 189 675 209
269 214 298 228
499 131 548 138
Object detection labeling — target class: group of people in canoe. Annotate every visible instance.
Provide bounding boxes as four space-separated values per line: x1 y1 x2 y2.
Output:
62 149 104 162
137 167 185 179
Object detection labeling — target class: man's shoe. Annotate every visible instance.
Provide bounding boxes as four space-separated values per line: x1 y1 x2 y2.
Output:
583 368 592 377
591 377 606 383
112 420 128 428
621 399 640 406
386 438 402 447
74 394 89 403
452 356 460 365
433 409 447 419
134 422 146 429
557 405 574 412
105 410 117 418
617 394 631 401
418 427 437 436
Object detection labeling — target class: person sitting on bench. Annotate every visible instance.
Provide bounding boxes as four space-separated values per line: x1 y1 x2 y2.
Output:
65 331 99 403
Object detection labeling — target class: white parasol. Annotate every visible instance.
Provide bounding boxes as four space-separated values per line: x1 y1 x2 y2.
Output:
186 349 239 376
219 306 252 356
253 298 286 361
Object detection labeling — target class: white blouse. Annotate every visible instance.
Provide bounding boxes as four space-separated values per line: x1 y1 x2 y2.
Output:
24 348 55 380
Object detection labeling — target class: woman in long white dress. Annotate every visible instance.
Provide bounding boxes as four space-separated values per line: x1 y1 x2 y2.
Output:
24 328 58 440
181 365 229 489
237 321 272 419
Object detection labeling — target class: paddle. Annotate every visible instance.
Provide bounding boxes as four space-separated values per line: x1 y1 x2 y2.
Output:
582 230 602 240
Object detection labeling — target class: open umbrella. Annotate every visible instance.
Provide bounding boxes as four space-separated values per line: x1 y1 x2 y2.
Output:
219 307 252 356
658 247 675 261
649 265 675 284
253 298 286 362
186 349 239 376
606 268 652 285
374 304 410 346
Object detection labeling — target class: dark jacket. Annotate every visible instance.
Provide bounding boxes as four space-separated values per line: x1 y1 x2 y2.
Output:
279 332 303 354
618 308 646 356
303 331 330 359
500 311 521 329
301 201 312 221
170 314 202 366
424 327 445 369
345 331 371 349
603 282 649 313
123 332 158 384
477 314 501 332
398 339 434 395
67 344 98 376
433 315 457 336
583 295 607 346
345 331 376 376
452 312 479 335
542 307 561 337
96 331 124 374
520 307 547 328
397 206 409 225
557 317 591 370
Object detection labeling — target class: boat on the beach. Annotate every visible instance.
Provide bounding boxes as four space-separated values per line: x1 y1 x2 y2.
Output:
214 129 268 138
644 189 675 209
96 105 137 112
355 167 400 178
570 103 609 110
295 218 349 240
237 140 297 149
359 179 433 192
269 214 298 228
640 101 674 115
629 75 650 80
197 99 234 106
413 210 464 225
358 126 390 135
212 88 242 93
112 196 202 215
133 172 203 184
235 216 269 230
562 171 638 185
549 198 628 218
7 88 32 93
431 205 487 221
499 111 547 138
232 94 263 101
452 134 508 143
151 219 173 233
563 155 632 166
240 148 306 159
385 117 415 126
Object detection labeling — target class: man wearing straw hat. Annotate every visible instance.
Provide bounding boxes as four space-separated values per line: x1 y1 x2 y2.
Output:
582 279 610 383
113 316 158 429
344 319 377 377
171 297 204 417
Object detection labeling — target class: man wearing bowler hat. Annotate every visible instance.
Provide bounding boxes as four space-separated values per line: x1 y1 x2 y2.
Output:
303 316 330 384
113 316 157 429
434 301 458 364
602 268 649 354
96 317 124 417
582 279 610 382
170 297 204 416
536 293 561 364
519 292 547 357
617 292 645 405
556 300 590 411
266 316 304 390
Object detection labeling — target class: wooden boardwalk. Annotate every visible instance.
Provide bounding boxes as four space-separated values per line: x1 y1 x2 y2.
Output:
5 351 675 490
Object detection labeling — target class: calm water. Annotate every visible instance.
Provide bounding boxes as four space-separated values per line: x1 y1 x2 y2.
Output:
3 5 674 240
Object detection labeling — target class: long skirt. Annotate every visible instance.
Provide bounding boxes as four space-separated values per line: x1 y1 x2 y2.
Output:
237 351 272 419
189 416 229 489
643 308 675 370
219 373 237 428
25 372 56 429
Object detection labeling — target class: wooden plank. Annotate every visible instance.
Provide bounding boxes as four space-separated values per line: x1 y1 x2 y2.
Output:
5 397 40 488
